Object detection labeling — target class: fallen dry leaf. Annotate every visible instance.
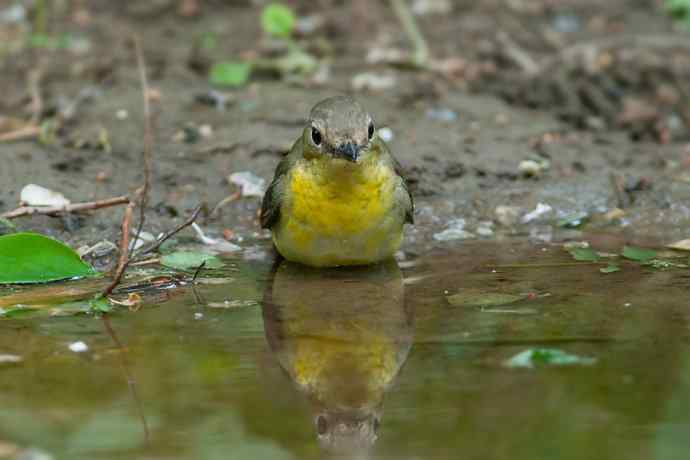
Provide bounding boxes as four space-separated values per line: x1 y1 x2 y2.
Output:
667 239 690 251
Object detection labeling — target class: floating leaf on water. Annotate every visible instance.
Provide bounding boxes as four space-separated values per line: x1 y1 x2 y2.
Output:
0 233 96 284
505 348 597 369
209 61 252 87
622 246 657 262
667 238 690 251
567 247 600 262
160 251 224 270
447 292 524 308
600 263 621 274
261 3 296 38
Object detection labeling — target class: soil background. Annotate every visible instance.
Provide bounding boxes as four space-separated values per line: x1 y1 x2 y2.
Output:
1 0 689 260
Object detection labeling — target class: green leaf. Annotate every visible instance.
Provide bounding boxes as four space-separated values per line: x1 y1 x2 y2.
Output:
0 233 96 284
261 3 296 38
622 246 657 262
666 0 690 15
568 247 600 262
505 348 597 369
600 263 621 274
160 251 224 271
209 61 252 87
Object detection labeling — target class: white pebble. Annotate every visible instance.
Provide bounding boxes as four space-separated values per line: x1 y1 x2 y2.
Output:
68 341 88 353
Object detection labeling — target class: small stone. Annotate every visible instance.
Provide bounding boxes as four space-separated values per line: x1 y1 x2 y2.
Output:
476 221 494 237
198 124 214 138
194 312 204 320
519 159 550 177
20 184 71 207
495 205 521 227
425 108 457 123
521 203 552 223
115 109 129 120
433 218 475 241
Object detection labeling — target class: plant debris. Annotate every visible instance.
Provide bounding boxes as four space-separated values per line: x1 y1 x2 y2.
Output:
505 348 597 369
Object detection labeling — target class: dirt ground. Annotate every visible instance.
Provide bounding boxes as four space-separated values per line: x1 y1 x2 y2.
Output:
1 0 689 263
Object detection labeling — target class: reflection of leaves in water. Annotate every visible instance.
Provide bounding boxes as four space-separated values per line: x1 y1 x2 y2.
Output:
67 405 149 454
567 247 600 262
190 415 295 460
599 263 621 274
161 251 225 270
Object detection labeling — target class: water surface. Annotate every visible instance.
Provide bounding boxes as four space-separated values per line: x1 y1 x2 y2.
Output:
1 239 689 459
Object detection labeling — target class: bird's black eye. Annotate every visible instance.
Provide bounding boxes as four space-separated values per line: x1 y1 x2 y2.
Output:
368 121 375 140
311 127 322 146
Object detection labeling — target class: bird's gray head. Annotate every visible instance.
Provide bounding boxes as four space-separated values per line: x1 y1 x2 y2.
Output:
303 96 376 163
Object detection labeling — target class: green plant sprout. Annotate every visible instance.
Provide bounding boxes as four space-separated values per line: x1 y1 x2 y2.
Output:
210 2 318 88
666 0 690 31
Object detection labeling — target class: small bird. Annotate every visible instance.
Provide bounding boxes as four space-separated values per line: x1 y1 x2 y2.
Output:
260 96 413 267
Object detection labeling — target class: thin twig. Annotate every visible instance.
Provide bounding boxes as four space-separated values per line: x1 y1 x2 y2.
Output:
609 172 629 209
496 31 540 76
101 315 151 444
1 195 130 219
132 35 153 262
390 0 430 67
135 204 203 258
192 260 207 283
209 192 240 218
0 125 40 143
129 258 161 267
101 36 153 297
27 68 43 125
102 202 135 297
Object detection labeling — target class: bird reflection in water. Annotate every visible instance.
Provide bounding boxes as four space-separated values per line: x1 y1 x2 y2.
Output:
262 260 413 453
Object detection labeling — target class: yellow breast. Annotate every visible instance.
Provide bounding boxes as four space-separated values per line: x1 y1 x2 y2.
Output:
274 157 402 266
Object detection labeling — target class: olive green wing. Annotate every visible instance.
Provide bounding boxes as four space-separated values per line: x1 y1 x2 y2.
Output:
260 141 299 229
377 139 414 224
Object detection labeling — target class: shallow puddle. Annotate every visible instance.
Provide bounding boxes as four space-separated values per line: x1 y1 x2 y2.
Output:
1 238 690 459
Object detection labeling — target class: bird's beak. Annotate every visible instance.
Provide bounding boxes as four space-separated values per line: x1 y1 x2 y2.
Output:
333 142 360 162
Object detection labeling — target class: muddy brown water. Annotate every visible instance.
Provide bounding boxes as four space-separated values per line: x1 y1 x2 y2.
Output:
1 238 689 460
